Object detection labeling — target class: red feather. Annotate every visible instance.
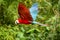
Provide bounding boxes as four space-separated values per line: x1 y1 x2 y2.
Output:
18 18 32 24
17 3 33 24
18 3 33 21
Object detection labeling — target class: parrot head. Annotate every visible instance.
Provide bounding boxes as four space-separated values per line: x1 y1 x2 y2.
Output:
15 18 22 24
15 20 19 24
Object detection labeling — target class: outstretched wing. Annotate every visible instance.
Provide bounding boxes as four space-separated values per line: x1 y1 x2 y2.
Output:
29 3 38 20
18 3 33 21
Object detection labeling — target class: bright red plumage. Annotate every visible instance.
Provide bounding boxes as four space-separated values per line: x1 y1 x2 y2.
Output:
18 18 32 24
18 3 33 24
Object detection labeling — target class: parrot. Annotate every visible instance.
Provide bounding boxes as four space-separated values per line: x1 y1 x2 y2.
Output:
15 2 47 26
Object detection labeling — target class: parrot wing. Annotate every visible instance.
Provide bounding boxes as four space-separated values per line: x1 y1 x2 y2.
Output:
29 3 38 20
18 3 33 21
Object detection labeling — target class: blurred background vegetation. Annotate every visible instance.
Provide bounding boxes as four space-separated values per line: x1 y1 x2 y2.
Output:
0 0 60 40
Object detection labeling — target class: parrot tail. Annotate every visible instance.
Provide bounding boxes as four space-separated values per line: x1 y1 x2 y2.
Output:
32 21 47 26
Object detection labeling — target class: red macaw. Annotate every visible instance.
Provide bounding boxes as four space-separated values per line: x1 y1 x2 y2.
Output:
15 3 47 26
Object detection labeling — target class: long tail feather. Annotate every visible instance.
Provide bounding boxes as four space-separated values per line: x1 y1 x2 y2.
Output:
32 21 47 26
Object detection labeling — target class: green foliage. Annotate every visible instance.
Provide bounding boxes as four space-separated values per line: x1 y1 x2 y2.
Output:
0 0 60 40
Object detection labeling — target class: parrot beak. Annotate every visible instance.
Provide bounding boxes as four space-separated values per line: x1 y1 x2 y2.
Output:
15 20 19 24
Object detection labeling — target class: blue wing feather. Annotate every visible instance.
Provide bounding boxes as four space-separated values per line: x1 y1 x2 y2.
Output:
29 3 38 20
